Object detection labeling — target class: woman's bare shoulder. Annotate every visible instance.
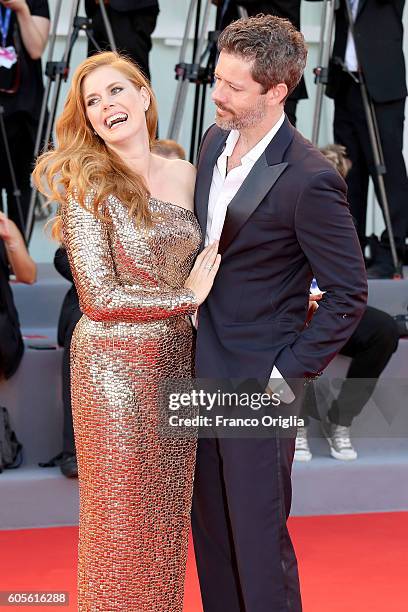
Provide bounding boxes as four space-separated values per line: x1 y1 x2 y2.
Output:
151 156 196 211
170 160 196 201
161 158 196 183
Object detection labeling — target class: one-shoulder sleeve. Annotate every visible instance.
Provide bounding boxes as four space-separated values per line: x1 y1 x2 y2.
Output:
61 192 198 323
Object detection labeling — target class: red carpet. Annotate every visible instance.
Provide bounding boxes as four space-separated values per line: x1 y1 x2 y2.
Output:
0 512 406 611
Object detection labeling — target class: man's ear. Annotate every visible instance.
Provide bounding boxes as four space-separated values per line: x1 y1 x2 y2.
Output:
266 83 288 107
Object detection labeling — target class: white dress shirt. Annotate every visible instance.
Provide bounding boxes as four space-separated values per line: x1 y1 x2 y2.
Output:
205 113 294 401
205 113 285 246
344 0 359 72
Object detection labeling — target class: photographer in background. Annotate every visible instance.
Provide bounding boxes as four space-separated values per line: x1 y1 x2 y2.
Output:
0 0 50 237
0 211 36 382
151 138 186 159
85 0 159 81
53 246 81 479
297 299 400 461
326 0 408 278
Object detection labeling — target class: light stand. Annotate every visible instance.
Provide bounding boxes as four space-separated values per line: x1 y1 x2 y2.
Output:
311 0 338 146
167 0 248 163
0 105 25 234
311 0 402 278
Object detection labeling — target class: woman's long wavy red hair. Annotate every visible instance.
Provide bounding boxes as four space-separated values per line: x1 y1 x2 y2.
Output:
33 52 159 239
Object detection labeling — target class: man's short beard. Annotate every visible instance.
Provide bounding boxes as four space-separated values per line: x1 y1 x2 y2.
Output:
215 98 267 131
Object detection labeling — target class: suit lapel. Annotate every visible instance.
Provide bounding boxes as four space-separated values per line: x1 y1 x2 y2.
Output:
218 158 288 254
355 0 366 19
218 117 294 255
195 128 227 239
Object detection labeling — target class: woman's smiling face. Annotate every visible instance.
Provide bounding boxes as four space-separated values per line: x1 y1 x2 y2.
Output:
82 65 150 147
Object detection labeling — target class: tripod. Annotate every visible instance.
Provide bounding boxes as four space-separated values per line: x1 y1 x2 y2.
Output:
25 0 116 244
167 0 214 162
0 105 25 236
167 0 247 163
311 0 402 278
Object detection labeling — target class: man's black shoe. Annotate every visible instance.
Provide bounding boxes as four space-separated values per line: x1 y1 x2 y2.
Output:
366 240 404 278
60 453 78 478
366 261 395 279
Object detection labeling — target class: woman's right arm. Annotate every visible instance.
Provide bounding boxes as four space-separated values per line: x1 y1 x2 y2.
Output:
62 192 200 323
0 212 36 284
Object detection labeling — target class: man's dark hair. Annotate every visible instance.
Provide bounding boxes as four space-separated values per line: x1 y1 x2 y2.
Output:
218 14 307 96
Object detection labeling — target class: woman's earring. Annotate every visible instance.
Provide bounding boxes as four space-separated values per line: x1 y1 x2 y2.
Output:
93 130 98 136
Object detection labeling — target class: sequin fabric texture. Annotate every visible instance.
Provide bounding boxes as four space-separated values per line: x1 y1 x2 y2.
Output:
62 193 201 612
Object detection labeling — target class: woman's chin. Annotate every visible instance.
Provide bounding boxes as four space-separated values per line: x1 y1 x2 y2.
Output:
104 129 133 147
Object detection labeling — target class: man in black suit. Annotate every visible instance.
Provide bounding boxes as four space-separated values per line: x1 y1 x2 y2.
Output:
219 1 307 125
85 0 159 80
326 0 408 277
192 14 367 611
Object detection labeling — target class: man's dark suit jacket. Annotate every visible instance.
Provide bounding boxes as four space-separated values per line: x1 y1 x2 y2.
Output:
194 118 367 386
327 0 407 103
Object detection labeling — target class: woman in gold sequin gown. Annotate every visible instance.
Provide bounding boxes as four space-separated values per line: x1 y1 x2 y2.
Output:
33 52 220 612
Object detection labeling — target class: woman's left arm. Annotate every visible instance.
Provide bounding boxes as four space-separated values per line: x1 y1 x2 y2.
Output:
1 0 50 60
0 213 36 284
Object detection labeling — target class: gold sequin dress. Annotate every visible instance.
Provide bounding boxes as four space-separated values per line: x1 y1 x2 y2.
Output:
62 193 201 612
